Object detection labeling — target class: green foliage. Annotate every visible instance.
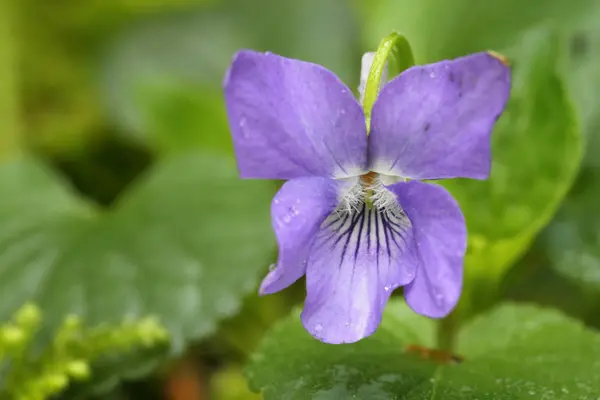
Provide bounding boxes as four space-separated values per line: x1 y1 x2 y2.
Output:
136 85 231 155
0 303 168 400
211 365 262 400
537 3 600 296
0 1 20 161
361 0 595 62
247 302 600 399
0 152 274 353
20 0 217 154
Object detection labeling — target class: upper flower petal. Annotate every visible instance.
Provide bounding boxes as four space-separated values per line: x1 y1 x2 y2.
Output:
388 181 466 318
368 52 511 180
224 50 368 180
260 177 339 295
301 197 419 344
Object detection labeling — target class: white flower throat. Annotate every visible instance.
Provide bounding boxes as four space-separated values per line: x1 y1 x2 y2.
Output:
337 172 402 215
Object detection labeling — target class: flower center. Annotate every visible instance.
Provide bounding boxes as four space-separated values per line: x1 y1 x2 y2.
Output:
360 171 379 186
337 172 400 215
360 171 379 209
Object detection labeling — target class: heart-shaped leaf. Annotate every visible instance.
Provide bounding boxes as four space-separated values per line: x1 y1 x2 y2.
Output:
0 152 274 353
247 302 600 399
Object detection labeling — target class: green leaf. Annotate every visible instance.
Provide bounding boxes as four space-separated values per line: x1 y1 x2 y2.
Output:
539 169 600 293
562 6 600 144
102 0 360 149
537 4 600 294
501 252 600 326
361 0 595 62
0 152 274 353
437 31 581 308
247 302 600 399
137 84 232 155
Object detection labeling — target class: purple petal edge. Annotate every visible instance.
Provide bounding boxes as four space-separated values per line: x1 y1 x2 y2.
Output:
369 52 511 181
389 181 466 318
225 50 368 180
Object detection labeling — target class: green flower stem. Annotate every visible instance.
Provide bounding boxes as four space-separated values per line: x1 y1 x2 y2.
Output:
437 310 458 351
0 0 22 162
363 32 415 132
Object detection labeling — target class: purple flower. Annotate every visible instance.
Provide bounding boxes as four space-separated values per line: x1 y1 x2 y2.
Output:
224 50 510 344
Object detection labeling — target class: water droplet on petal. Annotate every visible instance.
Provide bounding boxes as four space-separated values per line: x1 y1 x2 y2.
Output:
429 71 436 78
384 286 391 292
268 263 277 272
274 199 280 205
239 117 251 138
314 323 323 333
282 214 292 223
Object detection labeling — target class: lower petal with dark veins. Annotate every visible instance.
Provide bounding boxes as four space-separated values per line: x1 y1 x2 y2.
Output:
301 200 419 344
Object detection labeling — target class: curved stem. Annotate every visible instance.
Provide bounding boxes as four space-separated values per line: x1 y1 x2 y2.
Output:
363 32 415 132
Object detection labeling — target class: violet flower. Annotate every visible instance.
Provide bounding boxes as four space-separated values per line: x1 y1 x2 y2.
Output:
224 50 510 344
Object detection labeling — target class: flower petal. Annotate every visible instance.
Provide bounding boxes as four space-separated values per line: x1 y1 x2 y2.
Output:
301 202 419 344
388 181 466 318
260 177 339 295
368 52 511 180
224 50 368 179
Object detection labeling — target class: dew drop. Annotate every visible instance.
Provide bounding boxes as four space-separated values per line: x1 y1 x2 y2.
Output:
268 263 277 272
314 323 323 332
282 214 292 223
239 117 251 138
384 286 391 292
429 71 436 78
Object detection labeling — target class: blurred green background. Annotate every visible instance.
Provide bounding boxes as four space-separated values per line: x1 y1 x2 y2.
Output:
1 0 600 398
